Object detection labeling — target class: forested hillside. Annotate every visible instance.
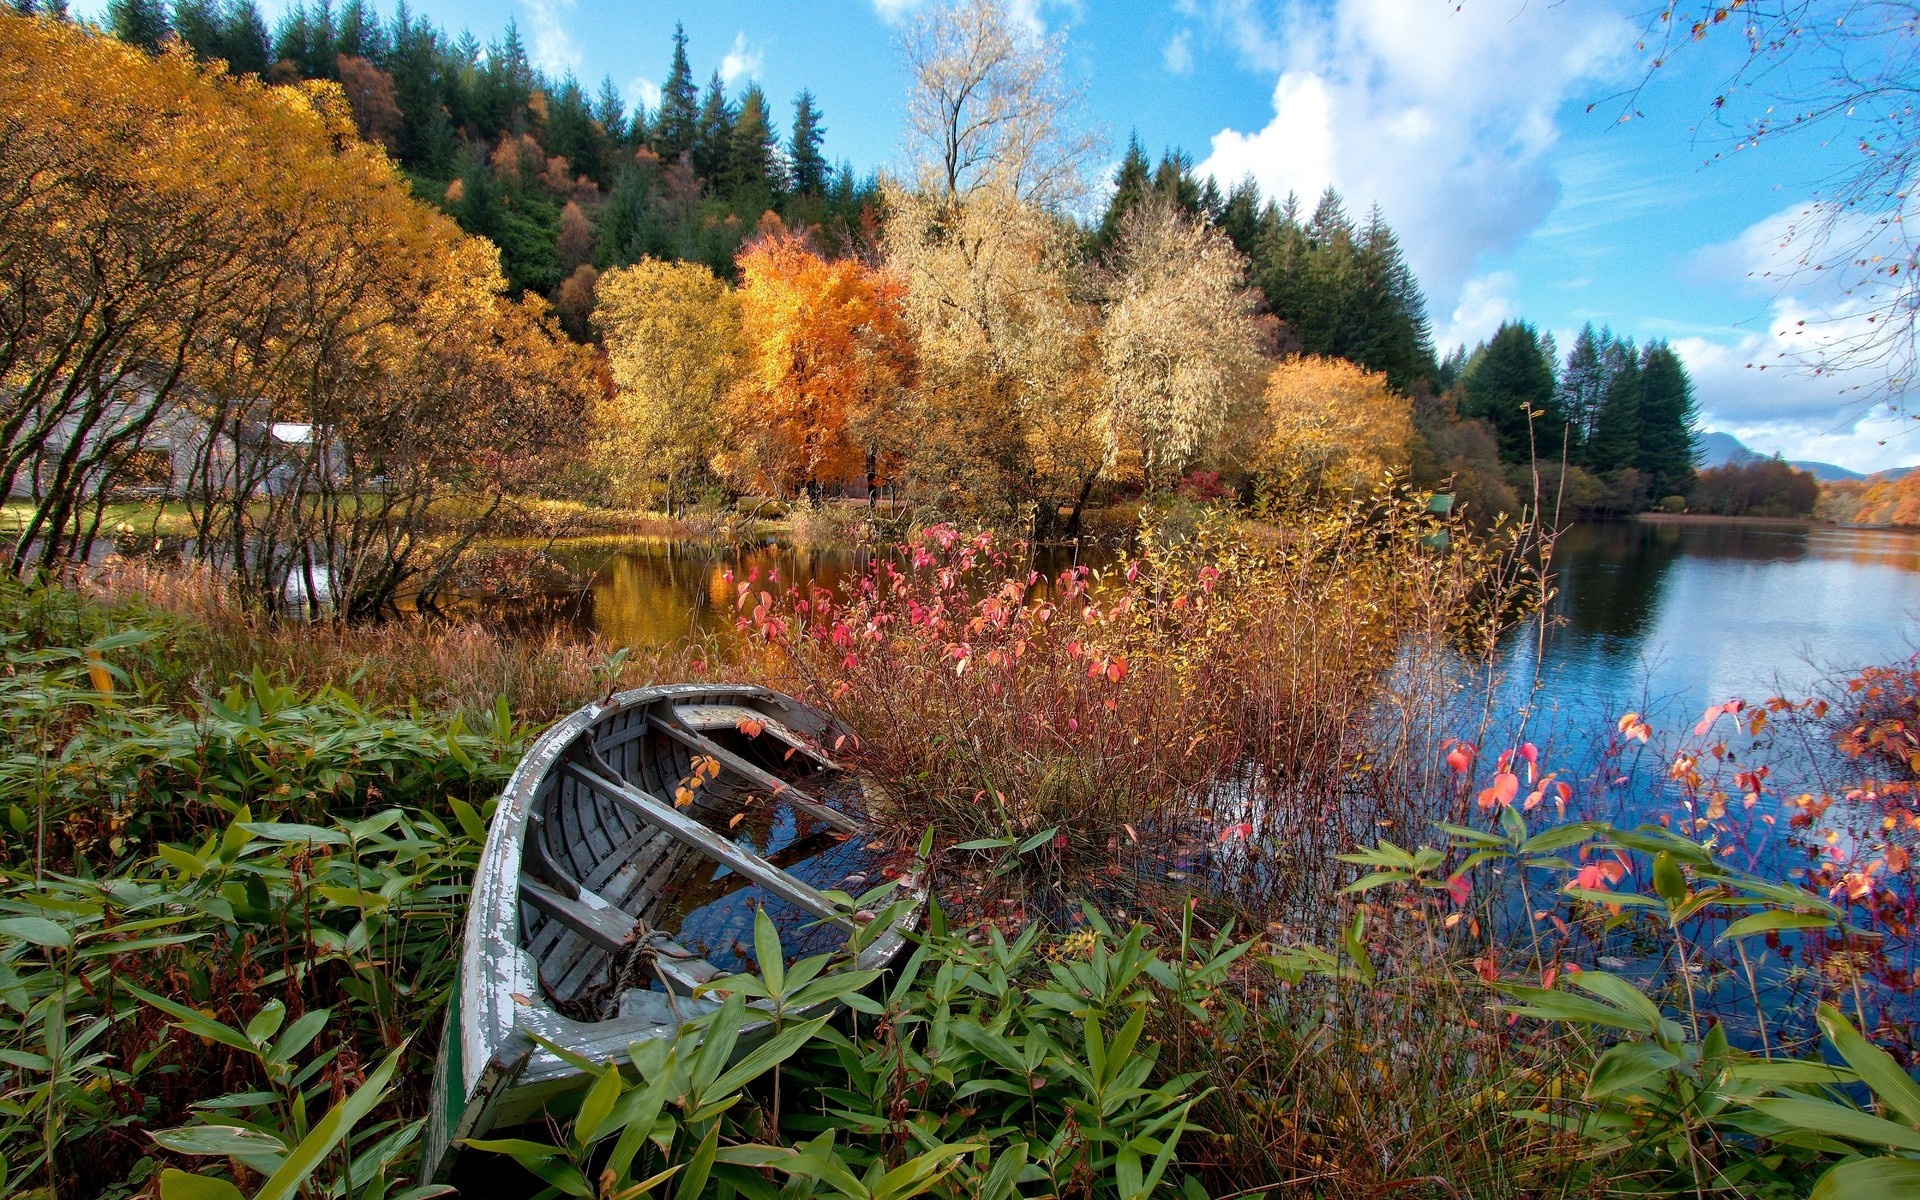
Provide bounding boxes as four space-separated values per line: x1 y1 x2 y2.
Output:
102 0 879 324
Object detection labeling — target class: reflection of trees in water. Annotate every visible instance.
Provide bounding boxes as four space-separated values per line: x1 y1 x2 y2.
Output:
1550 521 1687 645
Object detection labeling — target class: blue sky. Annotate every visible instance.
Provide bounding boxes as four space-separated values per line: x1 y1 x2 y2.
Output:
71 0 1920 471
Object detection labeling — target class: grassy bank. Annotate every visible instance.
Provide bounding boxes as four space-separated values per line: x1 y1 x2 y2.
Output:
4 504 1920 1197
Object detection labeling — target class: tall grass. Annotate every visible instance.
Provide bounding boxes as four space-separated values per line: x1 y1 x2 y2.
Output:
78 559 700 723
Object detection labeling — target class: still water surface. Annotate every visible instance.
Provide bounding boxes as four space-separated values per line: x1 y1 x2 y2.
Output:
556 519 1920 717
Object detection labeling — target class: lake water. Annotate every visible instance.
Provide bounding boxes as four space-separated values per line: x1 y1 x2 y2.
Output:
554 519 1920 713
541 516 1920 832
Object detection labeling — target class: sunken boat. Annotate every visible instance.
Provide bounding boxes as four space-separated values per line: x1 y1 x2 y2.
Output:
423 684 924 1182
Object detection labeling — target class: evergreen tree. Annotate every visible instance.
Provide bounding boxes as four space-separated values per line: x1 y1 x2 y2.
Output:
1217 177 1262 261
106 0 169 52
727 83 780 199
479 19 534 132
336 0 385 60
1096 134 1152 245
221 0 271 75
598 166 667 266
594 74 629 146
273 0 337 78
1460 321 1561 462
1296 187 1358 357
1636 341 1700 499
1347 206 1433 389
654 23 699 161
545 74 602 182
788 89 827 194
692 70 736 181
1587 338 1643 475
1558 323 1614 461
171 0 223 60
1253 193 1311 330
1434 345 1468 392
387 3 452 172
1150 149 1202 215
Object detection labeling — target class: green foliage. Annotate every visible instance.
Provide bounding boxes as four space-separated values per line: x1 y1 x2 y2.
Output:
0 575 506 1197
1338 804 1920 1196
1460 321 1564 463
476 904 1227 1199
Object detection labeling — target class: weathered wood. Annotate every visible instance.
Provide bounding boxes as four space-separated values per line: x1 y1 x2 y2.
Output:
673 703 845 770
559 757 856 932
520 877 636 953
646 713 862 835
429 683 926 1183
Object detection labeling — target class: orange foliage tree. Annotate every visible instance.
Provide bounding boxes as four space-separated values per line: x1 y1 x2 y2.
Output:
723 230 915 500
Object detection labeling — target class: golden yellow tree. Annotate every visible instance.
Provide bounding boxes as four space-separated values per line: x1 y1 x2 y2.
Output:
0 14 596 609
1258 355 1414 502
724 230 914 501
1100 199 1264 495
592 259 740 513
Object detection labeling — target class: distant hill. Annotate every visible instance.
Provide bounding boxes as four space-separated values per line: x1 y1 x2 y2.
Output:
1695 431 1911 482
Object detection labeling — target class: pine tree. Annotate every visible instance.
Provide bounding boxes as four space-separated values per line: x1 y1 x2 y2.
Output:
1253 193 1311 331
1217 177 1262 261
788 89 827 195
693 70 736 182
336 0 386 60
171 0 223 60
546 75 602 182
106 0 169 52
1587 338 1643 475
1348 206 1433 389
1460 321 1561 462
655 23 699 162
1150 149 1202 215
1636 341 1700 500
1558 323 1612 462
1096 135 1152 246
222 0 272 75
594 74 628 146
728 84 780 199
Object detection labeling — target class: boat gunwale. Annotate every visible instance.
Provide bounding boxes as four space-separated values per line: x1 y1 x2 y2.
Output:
431 683 923 1178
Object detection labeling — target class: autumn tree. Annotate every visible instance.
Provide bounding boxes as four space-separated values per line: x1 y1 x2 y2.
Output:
1258 356 1413 502
1099 200 1263 494
723 229 914 501
898 0 1097 207
592 258 740 513
0 15 595 610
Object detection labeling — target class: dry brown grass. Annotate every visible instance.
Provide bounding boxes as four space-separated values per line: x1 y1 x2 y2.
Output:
80 559 704 723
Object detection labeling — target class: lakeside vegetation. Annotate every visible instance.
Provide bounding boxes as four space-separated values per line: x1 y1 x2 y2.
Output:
5 2 1920 1198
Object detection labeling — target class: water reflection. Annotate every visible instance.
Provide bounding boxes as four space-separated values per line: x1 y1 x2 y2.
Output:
560 541 1108 649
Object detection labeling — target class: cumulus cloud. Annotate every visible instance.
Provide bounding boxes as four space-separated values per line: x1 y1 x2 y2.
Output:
518 0 581 75
870 0 1073 36
626 75 661 114
1677 200 1917 470
720 32 764 85
1192 0 1631 319
871 0 925 20
1164 28 1194 75
1438 271 1518 352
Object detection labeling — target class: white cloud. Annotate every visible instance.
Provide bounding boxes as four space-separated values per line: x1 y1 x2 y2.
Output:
1193 0 1632 320
1438 271 1518 352
1164 28 1194 75
720 32 764 85
518 0 581 75
625 75 661 114
870 0 1072 36
1676 200 1918 468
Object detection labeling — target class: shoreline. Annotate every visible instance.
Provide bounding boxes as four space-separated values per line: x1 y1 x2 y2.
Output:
1633 510 1920 533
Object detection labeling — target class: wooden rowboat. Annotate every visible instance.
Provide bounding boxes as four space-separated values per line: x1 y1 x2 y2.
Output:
422 684 924 1183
